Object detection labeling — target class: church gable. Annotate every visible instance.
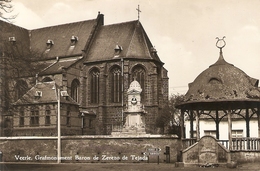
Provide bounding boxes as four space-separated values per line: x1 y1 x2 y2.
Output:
13 81 78 105
85 21 163 63
86 20 137 61
126 22 153 59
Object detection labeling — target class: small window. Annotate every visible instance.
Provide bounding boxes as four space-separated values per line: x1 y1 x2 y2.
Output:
66 106 71 126
35 91 42 98
45 108 51 126
46 39 54 49
232 130 243 138
85 118 93 128
114 44 123 57
4 118 11 128
30 108 39 127
9 36 16 42
70 36 78 46
89 118 93 128
19 110 24 127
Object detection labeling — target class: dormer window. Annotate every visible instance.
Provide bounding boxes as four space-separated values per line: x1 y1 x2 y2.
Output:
9 36 16 44
9 36 16 42
61 90 69 97
70 36 78 46
114 44 123 57
46 39 54 49
61 90 69 100
150 46 157 54
34 91 42 98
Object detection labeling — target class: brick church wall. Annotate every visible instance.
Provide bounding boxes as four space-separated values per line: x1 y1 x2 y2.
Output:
83 60 167 135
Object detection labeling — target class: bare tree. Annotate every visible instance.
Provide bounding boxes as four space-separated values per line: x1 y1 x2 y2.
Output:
0 36 45 136
156 94 184 136
0 0 17 22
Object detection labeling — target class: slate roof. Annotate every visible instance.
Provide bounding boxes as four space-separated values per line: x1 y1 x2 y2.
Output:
30 19 97 59
0 20 30 56
1 14 164 75
13 81 78 105
37 56 83 76
85 21 162 63
177 51 260 110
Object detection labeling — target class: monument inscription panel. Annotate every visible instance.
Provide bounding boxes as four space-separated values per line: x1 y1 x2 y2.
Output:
198 136 218 163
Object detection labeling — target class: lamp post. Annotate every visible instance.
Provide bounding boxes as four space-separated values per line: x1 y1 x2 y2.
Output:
121 58 124 128
57 88 61 163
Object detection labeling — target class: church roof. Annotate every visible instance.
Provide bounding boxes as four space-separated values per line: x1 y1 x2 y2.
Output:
1 13 164 76
85 21 162 63
30 19 97 60
13 81 78 105
0 20 31 56
177 48 260 110
37 56 83 76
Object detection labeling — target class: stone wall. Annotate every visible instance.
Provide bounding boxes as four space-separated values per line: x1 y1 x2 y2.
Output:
0 136 181 163
231 151 260 163
182 136 229 166
0 138 57 163
182 136 260 165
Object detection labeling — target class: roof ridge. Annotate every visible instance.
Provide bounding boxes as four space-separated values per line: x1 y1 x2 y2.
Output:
104 20 138 27
0 19 29 31
138 22 153 59
125 21 139 57
30 19 96 31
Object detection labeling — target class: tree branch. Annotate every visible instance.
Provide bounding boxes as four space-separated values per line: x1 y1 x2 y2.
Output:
0 0 17 22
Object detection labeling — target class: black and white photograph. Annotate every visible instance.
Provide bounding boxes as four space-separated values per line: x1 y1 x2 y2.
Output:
1 0 260 170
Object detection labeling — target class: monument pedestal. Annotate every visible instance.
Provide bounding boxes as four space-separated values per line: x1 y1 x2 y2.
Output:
121 112 146 135
111 79 148 136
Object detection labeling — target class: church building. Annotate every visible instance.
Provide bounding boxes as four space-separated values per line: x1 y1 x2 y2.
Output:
0 13 168 136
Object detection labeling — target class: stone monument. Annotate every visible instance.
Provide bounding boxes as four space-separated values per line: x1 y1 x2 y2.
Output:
122 79 146 135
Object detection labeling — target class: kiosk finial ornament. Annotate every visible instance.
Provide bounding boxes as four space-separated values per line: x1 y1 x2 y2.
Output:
216 36 226 50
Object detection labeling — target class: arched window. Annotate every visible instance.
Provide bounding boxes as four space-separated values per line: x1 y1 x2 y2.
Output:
71 79 80 102
14 80 28 101
132 65 146 100
110 66 122 103
90 68 100 104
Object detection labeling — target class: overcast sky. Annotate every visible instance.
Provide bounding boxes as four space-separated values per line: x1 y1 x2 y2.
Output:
6 0 260 95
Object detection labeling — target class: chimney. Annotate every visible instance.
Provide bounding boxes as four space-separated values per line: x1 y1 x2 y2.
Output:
97 11 104 26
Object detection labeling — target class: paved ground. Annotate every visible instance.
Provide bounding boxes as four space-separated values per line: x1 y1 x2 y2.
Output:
0 162 260 171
